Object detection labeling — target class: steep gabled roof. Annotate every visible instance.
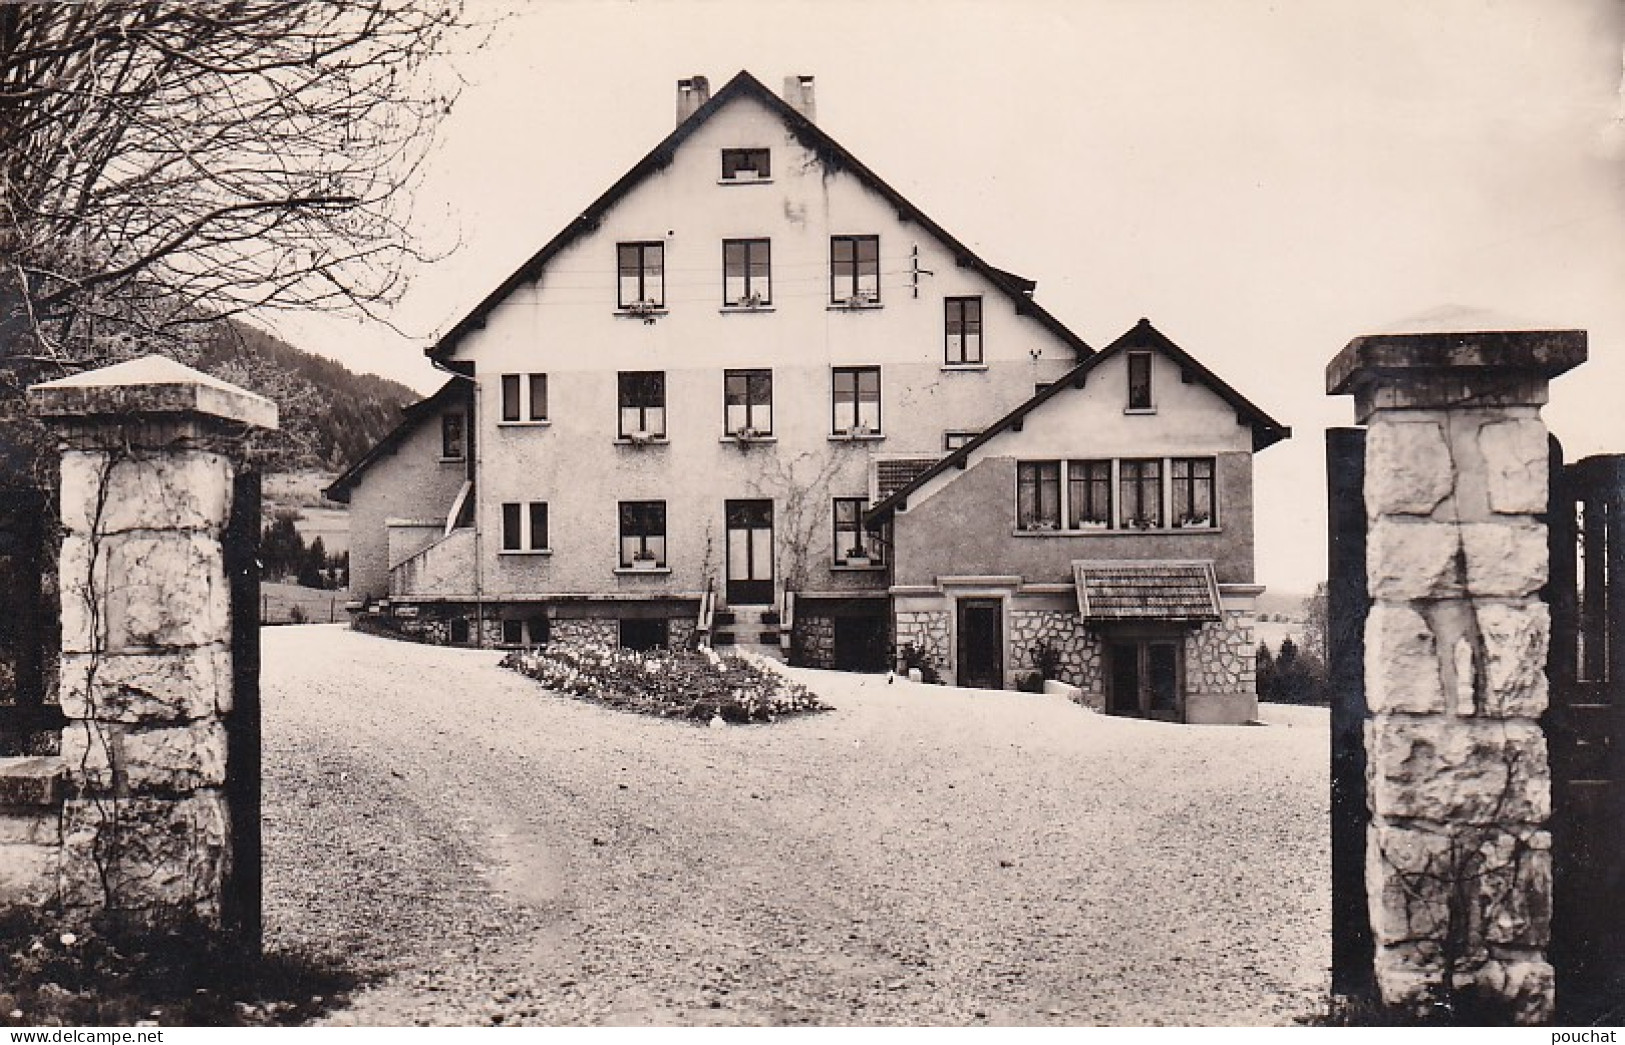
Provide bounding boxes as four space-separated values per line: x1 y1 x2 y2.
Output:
323 379 463 503
866 318 1291 524
426 70 1092 362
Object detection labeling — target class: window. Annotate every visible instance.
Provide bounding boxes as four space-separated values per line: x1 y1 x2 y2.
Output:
441 413 465 460
1171 458 1215 528
721 148 770 181
831 366 881 436
449 618 470 644
618 371 666 439
830 235 880 304
1017 461 1062 531
502 619 524 645
501 501 548 551
1018 457 1214 532
724 369 772 436
944 430 980 451
1127 351 1153 410
619 500 666 568
1119 459 1163 529
1067 460 1113 528
833 498 882 565
723 239 771 306
500 373 547 423
945 297 983 365
617 241 664 309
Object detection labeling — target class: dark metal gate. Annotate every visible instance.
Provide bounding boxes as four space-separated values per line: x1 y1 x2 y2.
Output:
1326 428 1372 1000
0 486 62 755
1546 446 1625 1021
223 469 263 952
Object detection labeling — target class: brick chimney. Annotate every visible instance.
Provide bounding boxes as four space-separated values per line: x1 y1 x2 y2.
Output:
782 75 815 122
676 75 710 125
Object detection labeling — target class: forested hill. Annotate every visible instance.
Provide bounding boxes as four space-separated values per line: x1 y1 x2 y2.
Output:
193 321 420 473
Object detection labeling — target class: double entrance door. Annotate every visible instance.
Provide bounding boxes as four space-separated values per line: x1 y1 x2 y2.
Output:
725 499 774 605
1106 634 1182 720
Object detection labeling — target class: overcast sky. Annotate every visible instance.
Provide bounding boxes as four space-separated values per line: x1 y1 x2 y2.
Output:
273 0 1625 595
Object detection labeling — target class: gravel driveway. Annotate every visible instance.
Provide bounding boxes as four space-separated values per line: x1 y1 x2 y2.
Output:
260 625 1329 1026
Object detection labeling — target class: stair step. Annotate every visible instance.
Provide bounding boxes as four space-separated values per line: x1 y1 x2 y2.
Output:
712 633 737 646
713 611 736 626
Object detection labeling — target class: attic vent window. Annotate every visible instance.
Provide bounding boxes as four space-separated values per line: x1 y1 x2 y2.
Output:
721 148 770 182
1127 351 1154 412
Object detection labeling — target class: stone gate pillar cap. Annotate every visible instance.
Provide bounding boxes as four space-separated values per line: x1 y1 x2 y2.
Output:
28 354 278 430
1327 325 1586 397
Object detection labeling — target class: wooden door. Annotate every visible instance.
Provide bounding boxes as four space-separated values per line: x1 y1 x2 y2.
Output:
957 599 1004 689
725 500 774 605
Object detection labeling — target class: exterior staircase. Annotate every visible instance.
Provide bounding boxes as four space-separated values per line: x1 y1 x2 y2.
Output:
711 605 785 662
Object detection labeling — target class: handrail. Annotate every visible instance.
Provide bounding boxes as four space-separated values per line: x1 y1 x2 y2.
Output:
696 579 716 648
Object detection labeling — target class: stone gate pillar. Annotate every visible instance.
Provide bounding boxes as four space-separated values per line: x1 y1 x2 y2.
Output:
29 356 276 928
1328 326 1585 1022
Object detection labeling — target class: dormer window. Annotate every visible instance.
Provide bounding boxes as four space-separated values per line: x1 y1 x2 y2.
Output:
721 148 770 181
1127 351 1153 411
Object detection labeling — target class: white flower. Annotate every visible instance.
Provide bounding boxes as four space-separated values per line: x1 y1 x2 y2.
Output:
59 932 77 946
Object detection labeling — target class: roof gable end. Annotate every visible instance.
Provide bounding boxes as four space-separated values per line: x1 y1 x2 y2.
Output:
427 70 1092 362
866 318 1290 523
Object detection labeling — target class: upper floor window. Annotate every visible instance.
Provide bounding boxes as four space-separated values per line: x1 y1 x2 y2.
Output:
831 366 881 436
945 297 983 365
501 501 549 552
1127 351 1153 411
617 241 664 309
1171 457 1215 528
724 369 772 436
1119 459 1163 529
500 373 548 423
441 413 465 460
833 497 883 566
618 371 666 440
1017 461 1062 531
830 235 880 305
1017 457 1212 532
619 500 667 567
723 239 771 307
1067 460 1113 529
721 148 770 181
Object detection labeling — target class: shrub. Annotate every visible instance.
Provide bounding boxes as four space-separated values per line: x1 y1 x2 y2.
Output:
897 641 941 683
1028 639 1063 681
1016 670 1045 693
501 642 829 724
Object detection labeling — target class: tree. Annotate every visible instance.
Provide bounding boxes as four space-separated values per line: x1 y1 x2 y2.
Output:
1302 581 1329 664
0 2 472 480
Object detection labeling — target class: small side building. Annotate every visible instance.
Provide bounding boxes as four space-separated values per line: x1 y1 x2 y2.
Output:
867 319 1289 724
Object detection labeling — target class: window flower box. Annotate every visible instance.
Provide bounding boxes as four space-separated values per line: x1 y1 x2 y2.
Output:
843 548 872 567
1175 514 1212 529
626 429 658 446
624 299 662 324
629 554 660 571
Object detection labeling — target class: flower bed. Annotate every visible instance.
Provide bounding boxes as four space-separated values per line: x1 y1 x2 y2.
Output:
500 642 829 724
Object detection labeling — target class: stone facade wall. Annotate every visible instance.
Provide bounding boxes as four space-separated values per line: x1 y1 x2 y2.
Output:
668 618 696 650
1008 609 1103 707
1328 331 1583 1024
894 610 950 677
793 614 836 669
1186 609 1256 695
550 617 620 647
0 758 64 907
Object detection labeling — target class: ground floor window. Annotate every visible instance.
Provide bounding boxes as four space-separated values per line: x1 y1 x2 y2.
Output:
619 500 667 567
502 615 550 646
449 617 471 645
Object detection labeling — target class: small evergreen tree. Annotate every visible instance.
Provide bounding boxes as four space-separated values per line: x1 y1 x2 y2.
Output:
1256 642 1276 701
